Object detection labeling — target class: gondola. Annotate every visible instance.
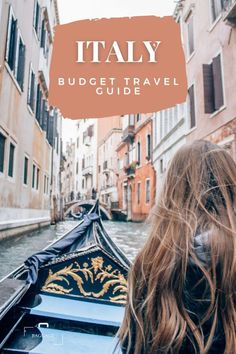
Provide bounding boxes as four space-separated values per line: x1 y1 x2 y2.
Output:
0 200 130 354
68 210 86 221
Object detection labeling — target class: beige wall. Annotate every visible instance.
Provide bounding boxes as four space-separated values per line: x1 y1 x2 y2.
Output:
98 127 122 204
97 116 122 145
0 0 59 228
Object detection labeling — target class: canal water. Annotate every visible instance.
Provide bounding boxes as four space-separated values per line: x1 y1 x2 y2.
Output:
0 220 150 280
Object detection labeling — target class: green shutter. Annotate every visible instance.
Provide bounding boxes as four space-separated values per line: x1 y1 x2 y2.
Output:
203 64 215 114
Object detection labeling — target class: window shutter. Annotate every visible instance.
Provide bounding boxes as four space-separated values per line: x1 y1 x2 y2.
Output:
27 66 32 105
30 72 35 111
8 18 18 70
17 42 25 91
212 54 224 111
37 5 42 38
42 100 48 131
36 85 41 122
53 110 58 128
188 16 194 55
203 64 215 114
33 0 37 29
137 142 141 164
40 19 46 49
46 111 50 138
46 112 50 140
188 85 196 128
53 111 58 148
0 133 6 173
5 7 13 62
48 115 54 146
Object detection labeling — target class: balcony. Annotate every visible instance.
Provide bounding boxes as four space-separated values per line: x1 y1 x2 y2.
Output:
122 125 135 142
223 0 236 26
123 162 136 178
82 165 93 176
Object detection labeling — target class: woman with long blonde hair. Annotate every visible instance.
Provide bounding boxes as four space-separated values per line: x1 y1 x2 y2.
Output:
119 140 236 354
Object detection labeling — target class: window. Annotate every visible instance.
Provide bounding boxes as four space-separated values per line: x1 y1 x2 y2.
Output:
87 125 94 138
5 7 25 90
137 182 141 204
40 18 49 58
5 8 17 71
136 113 141 122
44 175 46 193
82 157 85 169
23 156 28 185
33 1 41 37
0 133 6 173
32 164 36 188
128 142 136 165
137 141 141 165
35 84 43 126
129 114 135 126
211 0 224 22
16 37 25 90
47 114 54 146
203 54 224 114
28 64 36 112
188 84 196 129
8 142 15 177
187 14 194 56
44 174 49 194
36 167 40 190
41 100 49 132
146 134 151 161
145 179 151 203
40 19 46 49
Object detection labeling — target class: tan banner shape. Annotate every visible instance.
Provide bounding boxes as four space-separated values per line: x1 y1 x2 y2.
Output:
49 16 187 119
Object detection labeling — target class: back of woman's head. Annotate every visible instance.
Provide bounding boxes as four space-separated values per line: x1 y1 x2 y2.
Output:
119 140 236 354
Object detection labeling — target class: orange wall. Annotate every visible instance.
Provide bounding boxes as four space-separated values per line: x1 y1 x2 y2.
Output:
116 117 156 221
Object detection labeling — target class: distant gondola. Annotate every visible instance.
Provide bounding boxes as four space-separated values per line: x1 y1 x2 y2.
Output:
68 210 86 220
0 200 130 353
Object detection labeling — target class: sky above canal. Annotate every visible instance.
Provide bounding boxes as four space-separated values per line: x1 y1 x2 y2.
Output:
57 0 177 147
57 1 176 24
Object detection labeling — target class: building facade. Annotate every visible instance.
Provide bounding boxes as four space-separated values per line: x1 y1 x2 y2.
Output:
178 0 236 155
74 119 98 200
51 108 63 222
116 114 156 222
97 123 122 209
0 0 61 238
152 103 188 198
61 140 76 203
153 0 236 198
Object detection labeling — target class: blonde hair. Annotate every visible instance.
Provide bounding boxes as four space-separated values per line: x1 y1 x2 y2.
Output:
119 140 236 354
